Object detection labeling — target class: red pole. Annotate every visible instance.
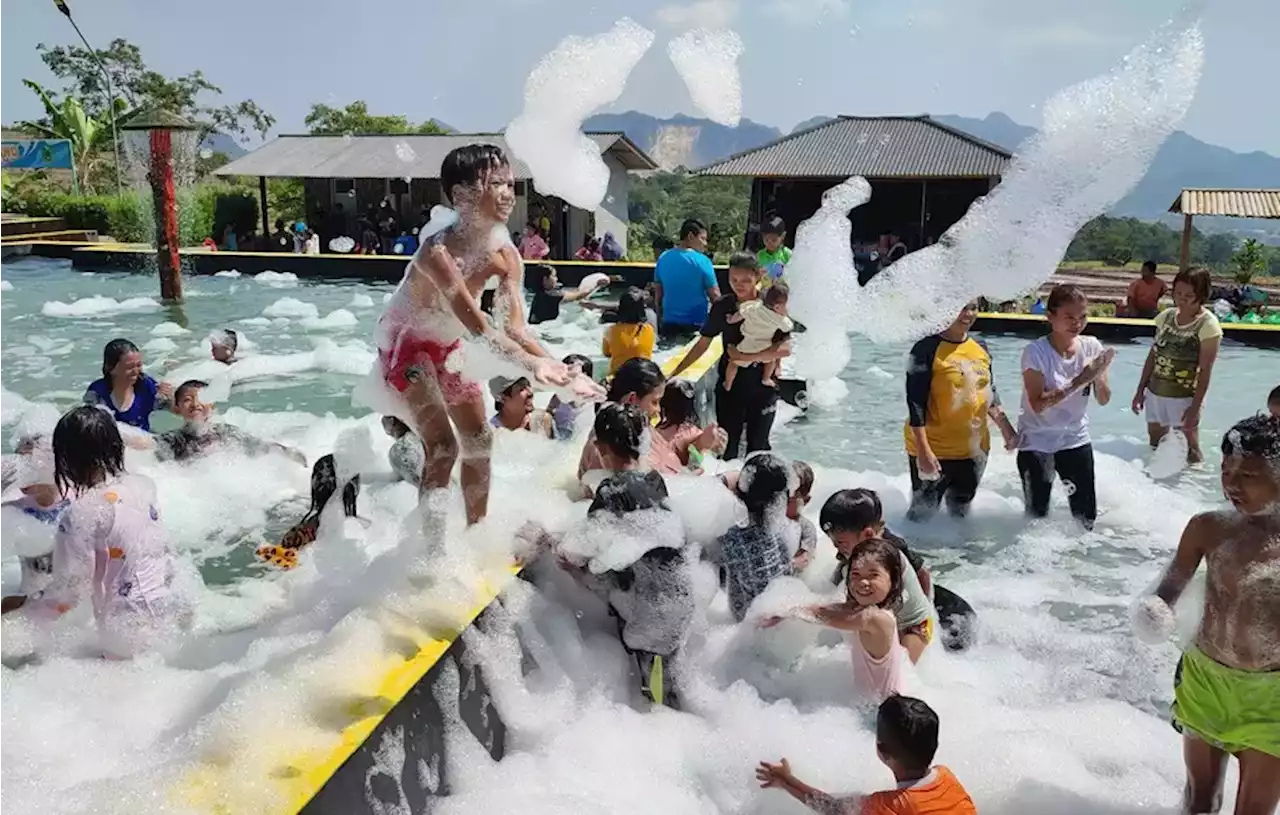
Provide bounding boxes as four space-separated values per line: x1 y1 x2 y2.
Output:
148 128 183 302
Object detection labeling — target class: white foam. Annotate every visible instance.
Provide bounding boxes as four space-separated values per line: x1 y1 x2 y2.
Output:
667 29 744 127
262 297 320 320
0 280 13 292
300 308 359 330
150 321 190 337
253 270 299 287
40 295 161 318
1147 430 1189 480
395 141 416 163
143 337 179 354
349 293 375 308
505 18 655 210
844 23 1204 343
214 270 241 278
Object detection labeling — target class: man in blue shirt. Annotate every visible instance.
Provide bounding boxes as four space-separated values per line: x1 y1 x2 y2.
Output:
654 219 720 335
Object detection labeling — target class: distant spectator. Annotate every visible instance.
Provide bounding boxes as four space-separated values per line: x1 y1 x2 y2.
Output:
601 231 624 261
757 216 792 283
1124 260 1167 319
220 223 238 251
269 218 292 253
520 223 551 261
376 198 399 254
885 231 908 264
654 218 720 336
575 236 603 261
391 228 419 256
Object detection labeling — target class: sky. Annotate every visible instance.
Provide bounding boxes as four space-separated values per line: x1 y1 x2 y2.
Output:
2 0 1276 156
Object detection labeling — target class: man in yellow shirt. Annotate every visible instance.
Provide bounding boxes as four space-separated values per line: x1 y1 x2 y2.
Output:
904 302 1018 520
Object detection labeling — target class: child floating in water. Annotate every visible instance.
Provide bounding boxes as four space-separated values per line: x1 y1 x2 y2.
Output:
719 451 795 621
382 415 424 487
154 380 304 464
210 328 239 364
654 378 723 471
1 435 68 614
725 281 793 389
375 144 601 526
28 406 189 657
256 454 359 569
1133 414 1280 815
756 694 977 814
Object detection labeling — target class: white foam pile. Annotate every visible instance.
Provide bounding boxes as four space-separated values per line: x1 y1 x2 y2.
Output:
792 22 1204 346
262 297 319 320
505 18 655 210
163 336 376 403
1 279 13 292
41 295 161 318
253 270 299 287
667 28 744 127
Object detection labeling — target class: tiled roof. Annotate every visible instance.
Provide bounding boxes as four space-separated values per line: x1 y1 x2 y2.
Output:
1169 188 1280 219
697 115 1011 178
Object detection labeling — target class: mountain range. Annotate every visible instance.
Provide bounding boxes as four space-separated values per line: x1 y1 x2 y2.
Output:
584 110 1280 240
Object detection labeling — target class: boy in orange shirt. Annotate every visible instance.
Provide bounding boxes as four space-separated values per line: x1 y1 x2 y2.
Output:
756 694 977 814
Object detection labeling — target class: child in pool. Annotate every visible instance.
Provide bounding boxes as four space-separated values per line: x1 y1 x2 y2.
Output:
756 694 977 814
788 460 818 573
821 488 935 663
256 454 360 569
578 359 685 491
1133 414 1280 815
1 435 69 614
527 265 603 325
547 354 594 441
719 451 795 621
602 287 656 376
725 281 793 389
654 378 724 471
154 380 304 464
27 406 188 657
382 415 424 487
210 328 239 364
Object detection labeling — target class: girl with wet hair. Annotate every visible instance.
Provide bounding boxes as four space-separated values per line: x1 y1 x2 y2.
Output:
256 454 360 569
602 287 655 375
578 358 686 485
82 338 174 432
655 378 724 470
28 406 187 657
718 451 795 621
376 144 603 527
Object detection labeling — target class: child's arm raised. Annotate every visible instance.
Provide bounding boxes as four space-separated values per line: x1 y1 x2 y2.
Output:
1134 513 1212 644
756 759 859 814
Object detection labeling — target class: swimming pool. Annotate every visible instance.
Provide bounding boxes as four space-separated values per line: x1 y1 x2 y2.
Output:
2 257 1278 813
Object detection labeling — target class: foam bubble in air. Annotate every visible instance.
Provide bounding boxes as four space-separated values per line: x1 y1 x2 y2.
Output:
846 22 1204 343
785 177 870 381
262 297 319 320
395 141 416 163
40 295 160 318
667 29 743 127
505 18 655 210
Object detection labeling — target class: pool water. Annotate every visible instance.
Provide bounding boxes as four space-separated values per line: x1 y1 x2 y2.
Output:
1 257 1278 814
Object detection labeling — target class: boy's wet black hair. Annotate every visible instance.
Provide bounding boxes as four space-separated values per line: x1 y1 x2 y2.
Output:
594 402 648 462
616 287 648 325
728 251 761 273
820 487 883 534
875 694 941 772
175 379 209 406
1141 259 1157 274
606 358 665 403
1174 267 1212 305
53 405 124 497
1221 414 1280 464
214 328 239 352
440 144 509 205
658 379 698 429
562 353 594 380
845 537 905 613
307 454 359 522
791 460 814 498
1046 284 1087 313
1270 385 1280 405
763 280 789 308
679 218 707 240
589 469 669 515
735 451 792 519
101 338 140 379
762 216 787 237
532 264 556 290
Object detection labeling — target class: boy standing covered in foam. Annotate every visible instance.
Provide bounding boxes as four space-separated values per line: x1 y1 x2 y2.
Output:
376 144 602 525
725 281 793 389
1134 414 1280 815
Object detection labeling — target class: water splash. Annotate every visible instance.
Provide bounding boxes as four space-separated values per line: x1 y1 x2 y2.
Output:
667 29 744 127
505 18 655 210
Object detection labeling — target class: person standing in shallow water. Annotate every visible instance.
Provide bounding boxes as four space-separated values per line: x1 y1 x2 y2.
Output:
1133 414 1280 815
1131 266 1222 465
375 144 603 526
1016 285 1116 530
904 301 1018 521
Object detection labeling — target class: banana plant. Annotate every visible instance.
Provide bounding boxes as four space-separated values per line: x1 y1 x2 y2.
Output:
15 79 126 193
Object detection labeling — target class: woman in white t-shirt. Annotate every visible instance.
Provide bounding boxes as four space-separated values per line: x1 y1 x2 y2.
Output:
1016 285 1116 530
1130 267 1222 464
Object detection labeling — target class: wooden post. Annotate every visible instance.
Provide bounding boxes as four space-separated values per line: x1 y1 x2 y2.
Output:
259 176 270 240
148 129 183 303
1179 213 1193 272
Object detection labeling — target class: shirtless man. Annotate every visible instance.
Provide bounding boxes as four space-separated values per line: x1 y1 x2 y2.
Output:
1134 413 1280 815
376 144 602 525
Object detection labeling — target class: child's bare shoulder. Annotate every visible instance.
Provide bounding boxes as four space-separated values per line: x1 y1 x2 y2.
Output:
1182 510 1234 549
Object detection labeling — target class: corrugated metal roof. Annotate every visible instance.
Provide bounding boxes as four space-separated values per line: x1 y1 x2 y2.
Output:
697 115 1011 178
213 132 657 179
1168 188 1280 219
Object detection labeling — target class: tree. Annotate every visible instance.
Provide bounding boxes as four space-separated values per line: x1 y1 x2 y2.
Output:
1231 238 1266 285
36 38 274 144
15 79 122 192
628 171 751 262
1201 232 1238 267
304 100 450 136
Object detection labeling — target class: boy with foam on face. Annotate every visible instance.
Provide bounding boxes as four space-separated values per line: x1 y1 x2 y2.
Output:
210 328 239 364
1133 413 1280 815
153 380 304 465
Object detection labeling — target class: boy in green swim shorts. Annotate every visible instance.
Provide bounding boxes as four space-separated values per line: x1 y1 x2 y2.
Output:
1133 413 1280 815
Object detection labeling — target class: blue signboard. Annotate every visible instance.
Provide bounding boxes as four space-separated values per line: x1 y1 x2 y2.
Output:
2 139 74 170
